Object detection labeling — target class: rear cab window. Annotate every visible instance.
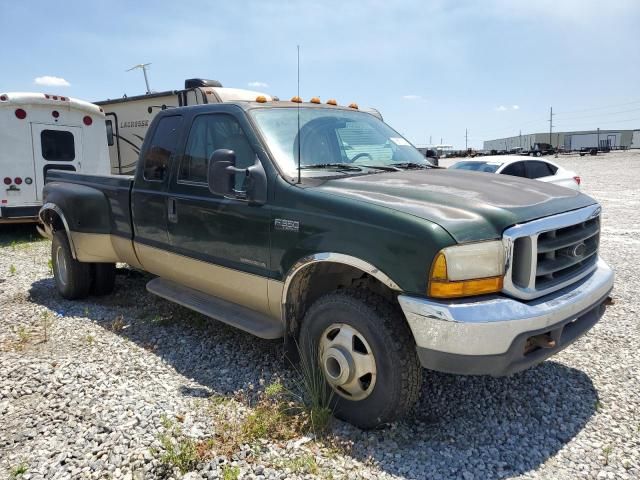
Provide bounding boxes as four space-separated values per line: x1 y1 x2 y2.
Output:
143 115 183 182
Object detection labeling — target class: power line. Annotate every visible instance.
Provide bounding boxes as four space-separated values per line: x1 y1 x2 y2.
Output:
552 106 640 121
554 99 640 116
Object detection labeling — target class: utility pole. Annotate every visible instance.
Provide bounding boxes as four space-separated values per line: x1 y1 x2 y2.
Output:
597 127 600 150
519 129 522 149
465 128 468 150
549 106 554 146
440 137 443 145
429 135 432 145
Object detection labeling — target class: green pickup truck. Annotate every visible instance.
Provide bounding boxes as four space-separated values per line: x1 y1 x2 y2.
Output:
39 99 614 428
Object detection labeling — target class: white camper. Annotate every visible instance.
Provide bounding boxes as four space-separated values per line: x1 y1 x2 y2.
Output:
95 79 273 174
0 92 109 223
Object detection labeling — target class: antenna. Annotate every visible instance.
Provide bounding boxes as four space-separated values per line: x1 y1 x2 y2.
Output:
127 63 152 94
297 45 301 184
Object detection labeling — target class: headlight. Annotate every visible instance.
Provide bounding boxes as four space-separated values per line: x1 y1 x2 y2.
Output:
428 241 505 298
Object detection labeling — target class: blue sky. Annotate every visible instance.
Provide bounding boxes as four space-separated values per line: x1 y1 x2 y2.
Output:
2 0 639 148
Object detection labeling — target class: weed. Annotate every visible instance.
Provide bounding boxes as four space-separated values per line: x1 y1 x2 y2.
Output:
41 311 53 342
111 315 125 332
595 400 603 412
290 342 334 434
86 334 95 345
157 416 200 474
84 307 90 317
17 326 31 344
9 264 16 275
221 465 240 480
277 453 319 474
603 445 613 466
9 463 28 479
47 259 53 275
265 379 284 397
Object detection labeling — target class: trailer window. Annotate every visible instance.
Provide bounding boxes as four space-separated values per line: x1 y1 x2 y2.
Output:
143 115 183 181
41 130 75 161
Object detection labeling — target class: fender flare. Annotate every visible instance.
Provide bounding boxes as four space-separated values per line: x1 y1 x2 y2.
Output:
38 203 77 259
280 252 402 318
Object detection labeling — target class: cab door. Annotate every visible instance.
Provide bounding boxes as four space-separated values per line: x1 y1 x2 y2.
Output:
31 123 82 201
165 112 272 315
131 114 183 274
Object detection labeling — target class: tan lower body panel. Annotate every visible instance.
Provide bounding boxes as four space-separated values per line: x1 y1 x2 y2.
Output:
71 232 120 263
135 242 281 319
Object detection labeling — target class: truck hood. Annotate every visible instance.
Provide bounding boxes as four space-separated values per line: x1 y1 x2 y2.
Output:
312 169 597 242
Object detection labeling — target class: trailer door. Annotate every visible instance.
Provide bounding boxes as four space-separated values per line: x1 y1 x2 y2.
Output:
31 124 82 201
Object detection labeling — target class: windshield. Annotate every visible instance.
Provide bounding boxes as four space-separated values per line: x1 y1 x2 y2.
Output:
250 107 430 175
450 161 503 173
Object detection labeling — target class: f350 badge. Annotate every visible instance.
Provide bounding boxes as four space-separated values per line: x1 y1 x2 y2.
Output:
274 218 300 232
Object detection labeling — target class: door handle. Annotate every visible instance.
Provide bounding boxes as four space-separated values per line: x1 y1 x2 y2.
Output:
168 198 178 223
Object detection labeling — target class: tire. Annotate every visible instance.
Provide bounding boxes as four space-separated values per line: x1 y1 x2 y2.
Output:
92 263 116 296
51 230 92 300
299 289 422 429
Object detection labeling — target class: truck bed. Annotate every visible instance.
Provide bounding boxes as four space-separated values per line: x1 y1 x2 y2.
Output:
45 170 134 239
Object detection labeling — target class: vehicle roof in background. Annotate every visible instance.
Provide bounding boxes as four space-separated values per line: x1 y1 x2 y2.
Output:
0 92 103 116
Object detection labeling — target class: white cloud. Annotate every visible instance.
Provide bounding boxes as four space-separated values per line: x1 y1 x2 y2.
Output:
512 105 520 110
248 81 269 88
402 95 422 100
34 76 70 87
495 105 507 111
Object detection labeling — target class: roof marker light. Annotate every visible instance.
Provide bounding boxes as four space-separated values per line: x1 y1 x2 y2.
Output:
326 99 337 105
0 95 7 101
348 103 359 109
83 116 93 126
310 97 321 104
15 108 27 119
291 96 303 103
255 95 267 103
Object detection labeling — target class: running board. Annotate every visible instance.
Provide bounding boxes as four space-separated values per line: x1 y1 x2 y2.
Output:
146 277 284 339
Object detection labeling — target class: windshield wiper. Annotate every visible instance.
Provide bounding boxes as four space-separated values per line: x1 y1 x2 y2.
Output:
300 163 363 171
389 162 436 170
359 164 402 172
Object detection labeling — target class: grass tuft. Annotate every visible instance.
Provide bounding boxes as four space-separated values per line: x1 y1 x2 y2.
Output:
157 416 201 474
9 463 28 479
221 465 240 480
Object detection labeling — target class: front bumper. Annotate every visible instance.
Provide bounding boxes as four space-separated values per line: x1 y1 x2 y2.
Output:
398 258 614 376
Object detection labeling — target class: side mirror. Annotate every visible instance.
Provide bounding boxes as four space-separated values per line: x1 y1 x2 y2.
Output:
105 120 114 146
207 149 267 205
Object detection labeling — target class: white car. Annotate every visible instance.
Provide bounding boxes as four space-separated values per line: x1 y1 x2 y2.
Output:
449 156 581 190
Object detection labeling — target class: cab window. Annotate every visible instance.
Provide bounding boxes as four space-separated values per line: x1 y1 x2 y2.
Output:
142 115 183 182
179 114 255 189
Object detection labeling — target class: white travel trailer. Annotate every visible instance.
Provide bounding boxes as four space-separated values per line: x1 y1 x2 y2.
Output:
0 92 109 223
95 79 273 174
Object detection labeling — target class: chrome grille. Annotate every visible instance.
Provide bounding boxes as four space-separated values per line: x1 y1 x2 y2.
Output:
503 204 602 300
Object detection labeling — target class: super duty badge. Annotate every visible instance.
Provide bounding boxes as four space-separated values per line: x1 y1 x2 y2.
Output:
274 218 299 232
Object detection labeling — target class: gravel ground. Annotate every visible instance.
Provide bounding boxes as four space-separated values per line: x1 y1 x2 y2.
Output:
1 150 639 480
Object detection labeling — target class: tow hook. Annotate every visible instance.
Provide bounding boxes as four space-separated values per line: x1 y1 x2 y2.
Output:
525 333 556 354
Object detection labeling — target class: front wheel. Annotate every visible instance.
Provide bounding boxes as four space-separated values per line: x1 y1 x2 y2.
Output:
299 289 422 429
52 230 92 300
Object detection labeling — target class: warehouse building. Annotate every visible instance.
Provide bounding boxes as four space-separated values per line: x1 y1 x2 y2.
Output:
484 129 639 151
